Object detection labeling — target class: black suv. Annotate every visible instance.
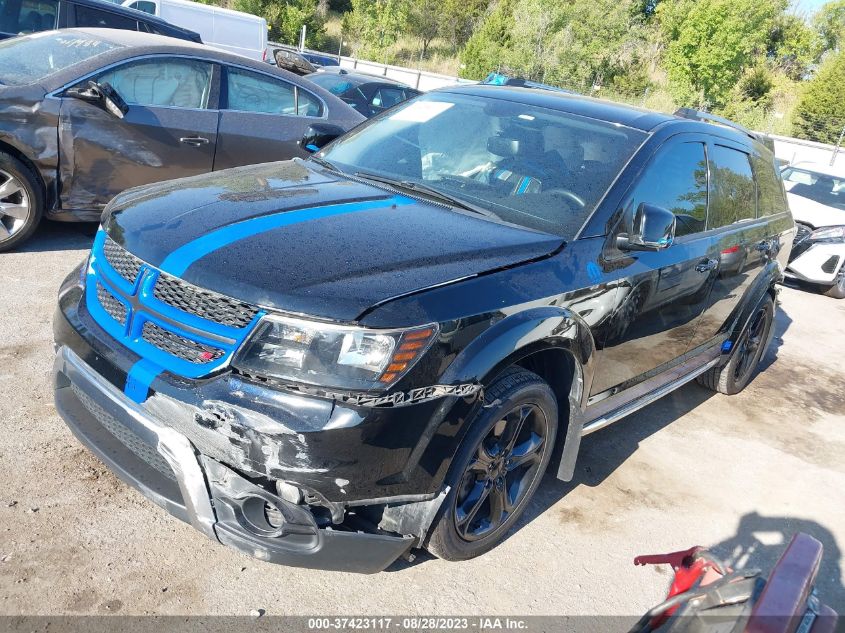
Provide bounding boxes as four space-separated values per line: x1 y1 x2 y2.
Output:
52 86 794 573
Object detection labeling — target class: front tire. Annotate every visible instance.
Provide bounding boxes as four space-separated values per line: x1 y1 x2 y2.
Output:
425 367 558 561
0 151 43 253
696 294 775 395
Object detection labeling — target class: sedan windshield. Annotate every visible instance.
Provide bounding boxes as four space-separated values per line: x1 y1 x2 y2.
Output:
782 167 845 211
319 92 646 238
0 31 122 86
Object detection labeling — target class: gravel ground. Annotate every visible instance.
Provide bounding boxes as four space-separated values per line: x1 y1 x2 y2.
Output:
1 220 844 617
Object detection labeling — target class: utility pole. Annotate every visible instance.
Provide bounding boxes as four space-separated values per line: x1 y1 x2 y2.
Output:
299 25 306 52
830 125 845 167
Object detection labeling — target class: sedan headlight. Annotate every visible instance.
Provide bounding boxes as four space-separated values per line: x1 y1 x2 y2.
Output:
234 316 438 391
809 225 845 242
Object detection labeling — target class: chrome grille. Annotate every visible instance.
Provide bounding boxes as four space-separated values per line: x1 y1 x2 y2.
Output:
96 282 127 325
141 321 224 364
153 272 259 328
71 383 176 481
103 236 143 285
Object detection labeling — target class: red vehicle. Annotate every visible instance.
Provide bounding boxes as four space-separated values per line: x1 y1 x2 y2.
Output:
632 533 838 633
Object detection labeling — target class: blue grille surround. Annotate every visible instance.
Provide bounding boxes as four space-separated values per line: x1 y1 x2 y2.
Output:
85 230 265 381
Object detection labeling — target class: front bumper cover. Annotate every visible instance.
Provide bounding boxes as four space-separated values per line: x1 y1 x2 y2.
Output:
53 345 414 573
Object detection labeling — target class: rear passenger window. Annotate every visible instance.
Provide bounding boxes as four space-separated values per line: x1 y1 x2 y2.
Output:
708 146 756 228
751 154 788 217
74 5 138 30
627 142 708 238
226 67 296 115
296 88 323 117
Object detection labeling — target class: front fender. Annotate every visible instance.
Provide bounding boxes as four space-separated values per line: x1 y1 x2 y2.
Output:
440 306 595 482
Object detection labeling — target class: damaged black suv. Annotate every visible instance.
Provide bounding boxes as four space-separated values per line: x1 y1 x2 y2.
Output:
53 86 794 572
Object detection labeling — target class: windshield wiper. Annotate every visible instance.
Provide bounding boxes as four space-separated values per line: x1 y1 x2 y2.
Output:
354 171 499 219
308 155 339 173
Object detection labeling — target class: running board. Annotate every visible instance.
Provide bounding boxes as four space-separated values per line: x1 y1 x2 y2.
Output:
581 357 720 436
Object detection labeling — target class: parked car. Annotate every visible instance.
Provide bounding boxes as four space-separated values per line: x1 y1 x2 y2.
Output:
0 0 200 41
0 28 364 251
305 68 422 118
783 161 845 298
120 0 268 61
52 86 792 572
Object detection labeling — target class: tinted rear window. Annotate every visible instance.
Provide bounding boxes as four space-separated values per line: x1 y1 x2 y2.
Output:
308 73 355 96
0 31 122 86
708 145 756 229
0 0 58 34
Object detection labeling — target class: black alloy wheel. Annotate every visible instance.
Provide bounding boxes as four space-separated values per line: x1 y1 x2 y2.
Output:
426 367 558 561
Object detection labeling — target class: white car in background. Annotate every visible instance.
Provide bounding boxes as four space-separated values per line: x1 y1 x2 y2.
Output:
122 0 268 60
783 161 845 298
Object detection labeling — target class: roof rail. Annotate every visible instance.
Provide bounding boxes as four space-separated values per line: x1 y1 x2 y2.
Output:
673 107 759 141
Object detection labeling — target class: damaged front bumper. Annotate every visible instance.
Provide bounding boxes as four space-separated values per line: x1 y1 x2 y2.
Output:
53 345 416 573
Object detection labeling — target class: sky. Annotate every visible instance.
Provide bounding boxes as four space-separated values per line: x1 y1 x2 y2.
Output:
792 0 830 15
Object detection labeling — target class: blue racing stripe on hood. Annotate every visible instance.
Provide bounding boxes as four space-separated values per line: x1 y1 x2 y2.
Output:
159 196 414 277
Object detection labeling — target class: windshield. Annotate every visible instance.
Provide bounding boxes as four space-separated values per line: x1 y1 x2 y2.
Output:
0 31 122 86
319 93 646 238
782 167 845 211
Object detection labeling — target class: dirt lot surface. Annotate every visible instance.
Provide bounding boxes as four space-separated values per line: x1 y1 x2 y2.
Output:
1 221 844 617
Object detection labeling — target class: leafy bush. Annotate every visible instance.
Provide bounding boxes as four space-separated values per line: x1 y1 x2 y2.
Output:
793 52 845 144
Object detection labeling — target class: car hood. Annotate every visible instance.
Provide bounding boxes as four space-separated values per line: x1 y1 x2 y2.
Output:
104 160 564 321
787 193 845 228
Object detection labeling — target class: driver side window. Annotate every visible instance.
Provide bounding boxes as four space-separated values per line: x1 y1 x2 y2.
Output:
626 142 708 238
94 59 213 110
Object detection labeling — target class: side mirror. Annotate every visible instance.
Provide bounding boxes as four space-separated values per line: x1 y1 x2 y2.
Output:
617 203 676 251
66 80 128 119
299 123 346 153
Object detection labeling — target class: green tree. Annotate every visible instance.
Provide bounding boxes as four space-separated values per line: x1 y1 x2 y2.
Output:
342 0 408 61
661 0 784 109
233 0 326 46
459 0 515 79
814 0 845 52
439 0 489 52
768 13 820 79
407 0 441 57
793 51 845 143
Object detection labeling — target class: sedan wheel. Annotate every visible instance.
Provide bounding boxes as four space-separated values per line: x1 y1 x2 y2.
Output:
0 169 31 242
0 152 42 252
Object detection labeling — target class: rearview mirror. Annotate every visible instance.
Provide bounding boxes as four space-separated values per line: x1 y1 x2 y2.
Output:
617 203 676 251
299 123 346 153
66 80 128 119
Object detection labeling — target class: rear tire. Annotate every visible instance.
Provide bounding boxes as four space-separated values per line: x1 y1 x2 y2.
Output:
425 367 558 561
696 294 775 395
0 151 43 253
823 267 845 299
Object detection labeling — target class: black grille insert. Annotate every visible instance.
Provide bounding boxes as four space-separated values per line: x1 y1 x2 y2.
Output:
103 237 143 285
141 321 225 364
153 272 259 328
96 282 127 325
822 256 840 274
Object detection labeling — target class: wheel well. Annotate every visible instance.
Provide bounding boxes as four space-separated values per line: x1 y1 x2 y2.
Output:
0 139 50 208
513 348 576 459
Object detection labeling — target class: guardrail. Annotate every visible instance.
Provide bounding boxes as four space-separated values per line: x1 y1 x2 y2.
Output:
336 57 476 91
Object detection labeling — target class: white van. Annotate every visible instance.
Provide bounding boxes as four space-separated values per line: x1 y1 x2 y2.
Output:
121 0 268 61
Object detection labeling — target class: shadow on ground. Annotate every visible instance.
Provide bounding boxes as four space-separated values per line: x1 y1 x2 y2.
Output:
13 220 98 254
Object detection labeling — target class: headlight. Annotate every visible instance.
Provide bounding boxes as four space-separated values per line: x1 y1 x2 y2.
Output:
809 226 845 242
233 316 438 391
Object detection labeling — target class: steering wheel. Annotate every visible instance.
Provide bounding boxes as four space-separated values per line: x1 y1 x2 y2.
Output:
543 188 586 208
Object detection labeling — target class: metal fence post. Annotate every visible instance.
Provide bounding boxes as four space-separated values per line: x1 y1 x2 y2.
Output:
830 125 845 167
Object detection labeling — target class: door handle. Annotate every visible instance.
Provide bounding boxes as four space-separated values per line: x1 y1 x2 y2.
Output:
179 136 210 146
695 258 718 273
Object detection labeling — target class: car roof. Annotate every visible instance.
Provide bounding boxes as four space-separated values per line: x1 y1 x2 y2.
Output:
313 68 414 89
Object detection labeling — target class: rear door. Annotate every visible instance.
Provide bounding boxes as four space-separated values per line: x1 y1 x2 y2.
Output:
214 65 324 169
58 56 219 211
590 138 714 398
685 143 785 352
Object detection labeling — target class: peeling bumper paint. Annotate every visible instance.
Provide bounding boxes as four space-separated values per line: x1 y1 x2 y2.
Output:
52 345 416 573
